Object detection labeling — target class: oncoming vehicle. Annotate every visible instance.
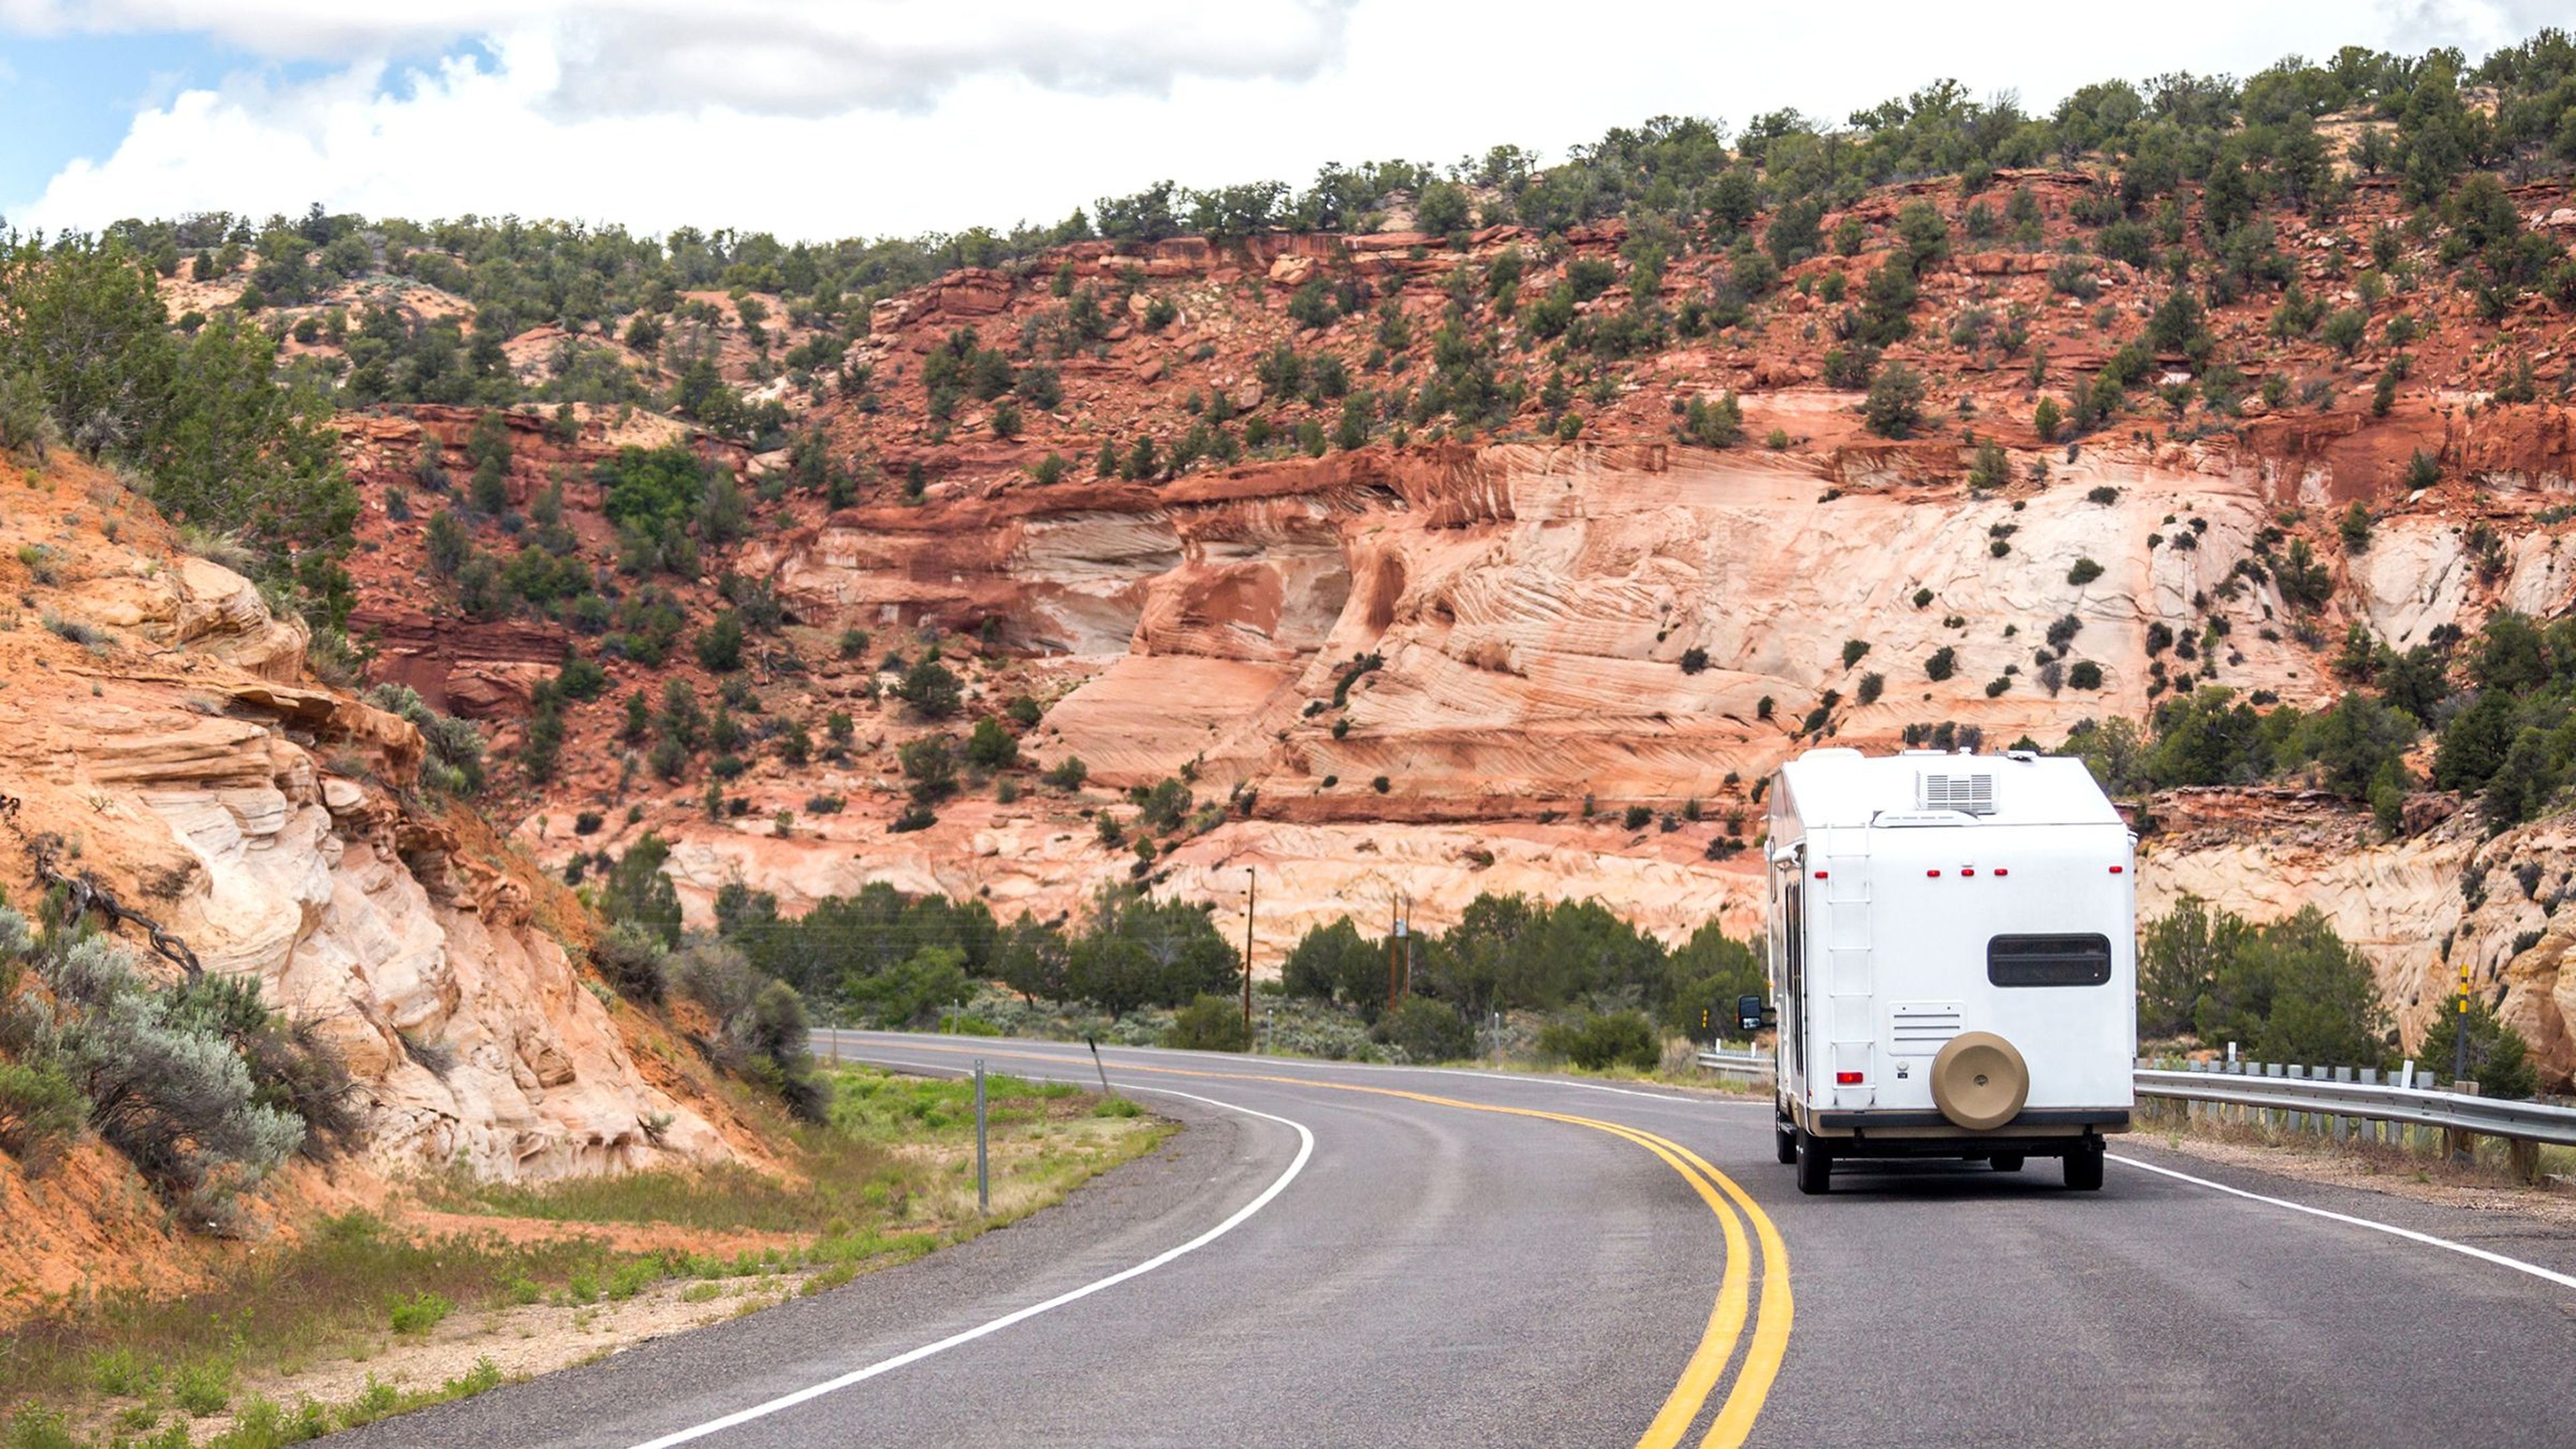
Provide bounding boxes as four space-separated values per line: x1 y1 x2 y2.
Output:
1751 747 2135 1194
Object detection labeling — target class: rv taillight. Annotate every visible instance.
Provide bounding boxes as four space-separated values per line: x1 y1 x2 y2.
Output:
1925 869 1941 877
1992 867 2008 877
1960 867 1976 877
1813 870 1827 879
1835 1070 1864 1085
2109 865 2125 874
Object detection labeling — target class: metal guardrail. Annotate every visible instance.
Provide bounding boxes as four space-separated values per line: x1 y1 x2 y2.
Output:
1695 1048 1775 1081
2132 1063 2576 1150
1693 1052 2576 1167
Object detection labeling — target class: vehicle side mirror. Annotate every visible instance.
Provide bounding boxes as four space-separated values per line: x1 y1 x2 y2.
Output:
1735 994 1774 1034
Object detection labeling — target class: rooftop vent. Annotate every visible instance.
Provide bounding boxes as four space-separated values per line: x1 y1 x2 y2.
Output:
1917 770 1996 816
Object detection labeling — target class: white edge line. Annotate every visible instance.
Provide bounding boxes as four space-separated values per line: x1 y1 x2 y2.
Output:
625 1084 1316 1449
2110 1153 2576 1291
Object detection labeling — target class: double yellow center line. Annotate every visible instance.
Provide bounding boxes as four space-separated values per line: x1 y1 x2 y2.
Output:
859 1040 1792 1448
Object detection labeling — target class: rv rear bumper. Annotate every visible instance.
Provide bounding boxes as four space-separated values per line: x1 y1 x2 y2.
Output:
1811 1107 2131 1133
1786 1102 2131 1154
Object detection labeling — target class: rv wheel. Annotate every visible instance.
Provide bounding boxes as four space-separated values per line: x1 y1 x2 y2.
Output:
1991 1154 2024 1173
1794 1131 1832 1195
2063 1142 2104 1191
1774 1122 1797 1165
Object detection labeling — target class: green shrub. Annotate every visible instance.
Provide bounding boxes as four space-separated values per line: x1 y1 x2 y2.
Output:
2445 999 2538 1098
2033 396 2063 441
0 1059 86 1172
965 716 1020 769
2068 557 2104 586
1163 994 1252 1052
694 612 745 672
1373 997 1475 1063
1538 1011 1660 1071
1862 362 1927 438
896 659 963 718
172 1359 233 1416
2141 899 2391 1067
388 1291 453 1336
1925 646 1957 681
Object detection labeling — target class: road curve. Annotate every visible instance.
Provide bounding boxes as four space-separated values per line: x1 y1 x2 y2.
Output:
333 1033 2576 1448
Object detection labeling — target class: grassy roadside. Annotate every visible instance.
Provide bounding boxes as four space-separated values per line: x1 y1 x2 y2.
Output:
2132 1097 2576 1196
0 1068 1169 1448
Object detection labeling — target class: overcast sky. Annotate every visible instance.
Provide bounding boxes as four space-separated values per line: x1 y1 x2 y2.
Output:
0 1 2561 243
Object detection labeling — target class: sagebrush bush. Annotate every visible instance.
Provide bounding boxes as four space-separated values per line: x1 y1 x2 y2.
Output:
35 937 304 1206
593 920 670 1004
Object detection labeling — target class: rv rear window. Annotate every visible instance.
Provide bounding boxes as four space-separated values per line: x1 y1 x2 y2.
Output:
1987 934 2112 987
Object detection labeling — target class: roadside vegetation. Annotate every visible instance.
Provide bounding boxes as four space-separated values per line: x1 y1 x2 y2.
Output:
702 872 1763 1075
0 1067 1163 1448
2137 894 2535 1096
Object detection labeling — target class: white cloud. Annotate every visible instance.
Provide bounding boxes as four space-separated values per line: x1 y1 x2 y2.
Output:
0 1 1360 115
7 0 2557 244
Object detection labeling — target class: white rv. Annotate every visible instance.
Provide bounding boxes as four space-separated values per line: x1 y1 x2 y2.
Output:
1752 747 2135 1193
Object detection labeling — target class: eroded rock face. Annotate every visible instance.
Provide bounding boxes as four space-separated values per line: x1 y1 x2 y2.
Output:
2141 788 2576 1088
746 441 2325 803
66 555 309 680
2 502 730 1184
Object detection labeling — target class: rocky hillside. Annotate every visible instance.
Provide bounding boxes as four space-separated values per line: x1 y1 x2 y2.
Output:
0 456 753 1309
28 39 2576 1095
265 159 2576 1082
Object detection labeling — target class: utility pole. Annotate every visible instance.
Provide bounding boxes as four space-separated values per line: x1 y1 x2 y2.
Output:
1242 867 1256 1044
1391 897 1411 1010
1401 895 1413 1000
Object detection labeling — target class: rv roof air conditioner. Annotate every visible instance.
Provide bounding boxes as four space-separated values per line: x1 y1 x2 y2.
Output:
1915 769 1996 816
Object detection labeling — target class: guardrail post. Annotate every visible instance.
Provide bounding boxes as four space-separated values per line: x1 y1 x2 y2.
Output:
974 1059 989 1216
2509 1136 2540 1185
2447 1080 2479 1167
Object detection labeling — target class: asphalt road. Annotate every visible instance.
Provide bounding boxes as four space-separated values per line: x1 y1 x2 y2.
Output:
337 1032 2576 1448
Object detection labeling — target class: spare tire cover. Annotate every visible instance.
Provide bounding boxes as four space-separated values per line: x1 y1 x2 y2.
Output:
1930 1030 2029 1131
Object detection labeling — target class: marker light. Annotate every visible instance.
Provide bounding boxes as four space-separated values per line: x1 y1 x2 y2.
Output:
1813 870 1828 879
2108 865 2125 874
1960 867 1976 877
1992 867 2008 877
1835 1070 1865 1085
1926 869 1941 877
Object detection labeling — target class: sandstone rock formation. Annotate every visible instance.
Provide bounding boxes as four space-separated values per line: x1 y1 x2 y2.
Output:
1 462 736 1191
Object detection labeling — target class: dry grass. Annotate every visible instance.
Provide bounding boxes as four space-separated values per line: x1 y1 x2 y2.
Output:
0 1067 1169 1447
